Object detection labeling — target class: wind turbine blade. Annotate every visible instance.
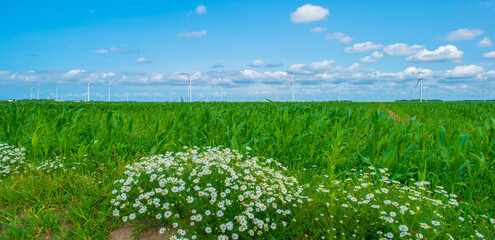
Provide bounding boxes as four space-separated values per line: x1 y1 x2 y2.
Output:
412 79 420 92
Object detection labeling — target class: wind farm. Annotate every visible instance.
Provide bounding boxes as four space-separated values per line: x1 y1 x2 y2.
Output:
1 1 494 240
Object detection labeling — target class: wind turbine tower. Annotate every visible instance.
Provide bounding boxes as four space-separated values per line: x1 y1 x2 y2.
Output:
413 70 424 102
105 80 115 102
36 83 40 100
87 82 90 102
482 89 487 102
290 75 295 102
188 76 192 103
338 89 341 102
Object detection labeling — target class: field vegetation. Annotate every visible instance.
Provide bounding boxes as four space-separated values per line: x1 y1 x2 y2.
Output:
0 101 494 239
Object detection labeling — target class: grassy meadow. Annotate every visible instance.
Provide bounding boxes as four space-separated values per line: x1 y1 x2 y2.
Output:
0 101 494 239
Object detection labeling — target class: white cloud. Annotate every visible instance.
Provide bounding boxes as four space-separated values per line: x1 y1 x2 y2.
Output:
483 51 495 58
265 60 284 68
476 37 493 47
310 27 327 33
178 30 207 39
288 64 313 75
445 28 485 41
196 5 207 14
307 60 335 71
249 59 265 67
67 69 86 76
344 42 383 54
288 60 335 74
406 45 463 62
446 65 485 78
360 51 384 63
240 69 262 79
290 4 329 23
137 58 151 63
479 70 495 80
383 43 425 56
326 32 352 44
262 71 287 79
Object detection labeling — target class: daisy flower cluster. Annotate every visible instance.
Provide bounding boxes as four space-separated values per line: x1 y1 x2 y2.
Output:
0 143 27 181
110 146 310 239
36 156 81 173
315 167 494 239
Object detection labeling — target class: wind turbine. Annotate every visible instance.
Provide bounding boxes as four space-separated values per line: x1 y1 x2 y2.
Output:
188 76 192 103
170 91 175 102
482 89 487 102
412 69 424 102
105 79 115 102
35 82 40 100
337 89 341 102
290 75 295 102
87 82 90 102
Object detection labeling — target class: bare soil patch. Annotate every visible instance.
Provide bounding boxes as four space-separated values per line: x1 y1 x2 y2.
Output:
109 225 176 240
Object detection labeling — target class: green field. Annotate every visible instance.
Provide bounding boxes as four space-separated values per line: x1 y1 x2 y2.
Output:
1 101 494 239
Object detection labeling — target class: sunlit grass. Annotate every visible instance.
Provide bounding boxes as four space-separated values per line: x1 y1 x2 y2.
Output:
1 101 494 239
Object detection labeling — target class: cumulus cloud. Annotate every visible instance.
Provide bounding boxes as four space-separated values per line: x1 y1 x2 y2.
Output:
406 45 463 62
445 28 485 41
310 27 327 33
476 37 493 47
137 58 151 63
326 32 352 44
478 70 495 80
196 5 207 14
446 65 485 78
240 69 262 79
383 43 425 56
178 30 207 39
265 60 284 68
67 69 86 76
290 4 329 23
288 60 335 74
211 63 224 68
483 51 495 58
249 59 265 67
344 42 383 54
307 60 335 71
360 51 384 63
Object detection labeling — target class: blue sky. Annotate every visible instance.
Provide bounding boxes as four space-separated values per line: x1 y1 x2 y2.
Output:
1 0 494 101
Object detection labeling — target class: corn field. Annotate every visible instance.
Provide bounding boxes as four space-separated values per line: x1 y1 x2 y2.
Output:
0 101 494 239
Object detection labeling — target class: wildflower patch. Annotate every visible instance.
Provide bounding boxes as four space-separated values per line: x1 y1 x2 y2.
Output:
110 146 310 239
315 167 494 239
0 143 27 181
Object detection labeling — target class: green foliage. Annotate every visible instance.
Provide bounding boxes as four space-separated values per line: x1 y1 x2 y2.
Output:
0 101 494 239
